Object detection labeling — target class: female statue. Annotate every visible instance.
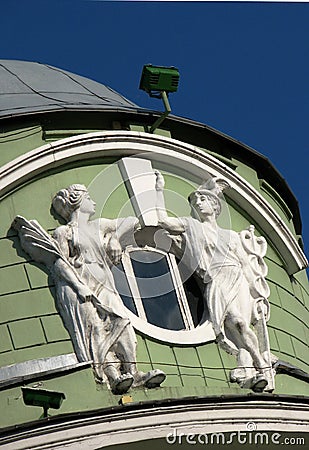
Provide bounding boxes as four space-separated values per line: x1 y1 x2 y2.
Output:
13 184 165 394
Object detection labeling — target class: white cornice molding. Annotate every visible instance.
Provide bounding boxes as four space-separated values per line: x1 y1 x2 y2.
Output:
0 399 308 449
0 131 307 274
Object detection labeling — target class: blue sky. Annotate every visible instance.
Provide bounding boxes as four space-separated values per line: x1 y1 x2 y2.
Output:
1 0 308 257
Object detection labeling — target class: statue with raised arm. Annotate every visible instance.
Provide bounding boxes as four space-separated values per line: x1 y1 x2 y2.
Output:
12 184 165 394
155 172 274 392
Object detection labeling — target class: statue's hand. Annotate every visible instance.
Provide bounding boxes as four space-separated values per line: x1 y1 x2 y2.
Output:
106 236 122 265
78 285 94 302
154 170 165 191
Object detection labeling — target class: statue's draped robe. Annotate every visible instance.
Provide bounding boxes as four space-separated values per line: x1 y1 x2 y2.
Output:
175 217 255 355
52 222 135 379
13 216 135 381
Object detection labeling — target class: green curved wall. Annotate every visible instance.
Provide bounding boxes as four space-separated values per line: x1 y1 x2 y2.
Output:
0 121 308 429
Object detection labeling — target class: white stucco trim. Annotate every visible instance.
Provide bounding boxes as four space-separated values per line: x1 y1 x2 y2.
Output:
127 309 215 345
0 399 307 449
0 354 90 388
0 131 307 274
118 245 215 345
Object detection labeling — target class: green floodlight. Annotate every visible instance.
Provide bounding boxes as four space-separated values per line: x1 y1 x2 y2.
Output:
139 64 180 98
139 64 180 133
22 387 66 418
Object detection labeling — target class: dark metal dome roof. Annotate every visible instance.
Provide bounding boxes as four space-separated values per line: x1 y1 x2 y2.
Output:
0 60 141 119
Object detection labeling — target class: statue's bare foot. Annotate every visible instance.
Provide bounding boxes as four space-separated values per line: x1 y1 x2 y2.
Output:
230 368 268 392
143 369 166 388
132 369 166 388
111 373 134 394
251 373 268 392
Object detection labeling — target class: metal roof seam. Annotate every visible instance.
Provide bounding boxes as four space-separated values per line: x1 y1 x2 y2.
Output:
45 63 138 107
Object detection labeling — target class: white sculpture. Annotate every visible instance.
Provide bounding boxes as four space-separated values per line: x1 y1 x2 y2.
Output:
155 172 275 392
12 184 166 394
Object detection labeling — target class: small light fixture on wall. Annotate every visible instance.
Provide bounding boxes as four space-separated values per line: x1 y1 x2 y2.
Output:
22 387 66 418
139 64 180 133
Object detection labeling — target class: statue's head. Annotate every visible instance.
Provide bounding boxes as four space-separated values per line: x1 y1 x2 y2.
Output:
189 190 221 218
188 177 230 219
52 184 88 221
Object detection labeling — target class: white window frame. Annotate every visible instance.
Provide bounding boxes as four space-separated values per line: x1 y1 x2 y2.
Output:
116 245 215 344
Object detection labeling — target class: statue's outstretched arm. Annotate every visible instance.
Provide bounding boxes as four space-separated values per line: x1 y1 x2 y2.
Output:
155 170 185 234
99 216 140 257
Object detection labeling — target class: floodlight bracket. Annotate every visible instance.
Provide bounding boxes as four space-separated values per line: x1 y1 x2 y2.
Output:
139 64 179 133
149 91 171 134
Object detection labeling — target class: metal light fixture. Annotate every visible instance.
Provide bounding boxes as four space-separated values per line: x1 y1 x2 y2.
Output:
139 64 180 133
22 387 66 418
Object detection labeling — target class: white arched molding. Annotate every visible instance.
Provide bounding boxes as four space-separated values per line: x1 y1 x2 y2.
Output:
1 398 308 449
0 130 307 275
